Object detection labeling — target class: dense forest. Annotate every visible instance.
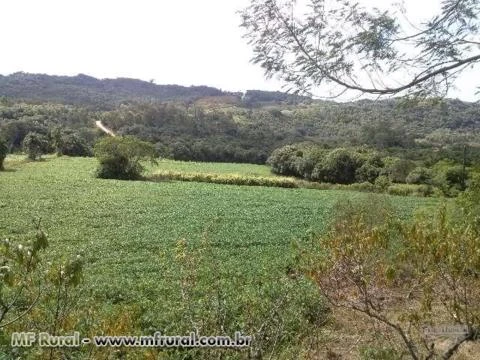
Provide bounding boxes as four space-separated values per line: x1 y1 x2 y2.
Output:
0 73 479 189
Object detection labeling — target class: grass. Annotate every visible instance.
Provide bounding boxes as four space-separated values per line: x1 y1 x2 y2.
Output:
0 155 439 357
149 159 439 197
147 159 277 177
149 170 298 188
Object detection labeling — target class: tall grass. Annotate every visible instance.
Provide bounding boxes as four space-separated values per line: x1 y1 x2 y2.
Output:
149 170 298 188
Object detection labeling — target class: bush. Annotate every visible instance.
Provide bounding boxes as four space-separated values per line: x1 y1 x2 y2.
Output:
300 198 480 359
94 136 156 180
384 158 416 183
445 165 467 189
457 174 480 235
406 167 433 185
57 133 92 157
0 138 7 170
375 175 391 192
267 144 302 176
356 162 382 183
387 183 433 197
22 132 50 160
320 148 362 184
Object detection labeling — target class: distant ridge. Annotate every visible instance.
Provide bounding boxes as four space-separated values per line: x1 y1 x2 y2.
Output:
0 72 310 109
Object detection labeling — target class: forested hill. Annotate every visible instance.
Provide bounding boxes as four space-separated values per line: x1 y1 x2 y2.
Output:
1 72 479 165
0 73 309 109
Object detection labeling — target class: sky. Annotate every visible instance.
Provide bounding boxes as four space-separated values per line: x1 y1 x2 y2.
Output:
0 0 478 101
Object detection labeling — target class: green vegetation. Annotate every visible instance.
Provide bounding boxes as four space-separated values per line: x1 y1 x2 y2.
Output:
0 156 438 358
241 0 479 97
268 143 475 197
0 138 6 170
1 74 479 167
0 73 479 358
22 131 49 160
299 179 480 359
149 159 276 177
150 170 298 188
94 136 156 180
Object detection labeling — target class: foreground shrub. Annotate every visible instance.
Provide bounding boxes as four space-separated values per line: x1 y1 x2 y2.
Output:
0 221 85 359
298 197 480 359
457 174 480 235
159 233 329 359
94 136 156 180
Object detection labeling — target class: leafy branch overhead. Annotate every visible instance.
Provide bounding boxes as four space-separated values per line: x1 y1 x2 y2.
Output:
240 0 480 98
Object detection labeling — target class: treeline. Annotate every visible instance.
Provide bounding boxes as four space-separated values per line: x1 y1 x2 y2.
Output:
1 91 479 168
0 100 100 159
268 143 472 196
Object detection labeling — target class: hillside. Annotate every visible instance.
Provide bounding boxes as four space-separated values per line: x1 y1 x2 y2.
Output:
0 73 479 166
0 73 309 109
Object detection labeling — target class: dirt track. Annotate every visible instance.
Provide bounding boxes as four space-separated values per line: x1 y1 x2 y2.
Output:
95 121 116 136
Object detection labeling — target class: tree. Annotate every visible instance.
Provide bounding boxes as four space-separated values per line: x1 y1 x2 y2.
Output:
240 0 480 98
57 132 92 157
94 136 157 180
0 138 7 171
318 148 362 184
22 132 50 161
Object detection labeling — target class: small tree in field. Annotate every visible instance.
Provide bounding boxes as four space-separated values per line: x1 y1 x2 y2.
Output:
22 132 49 161
94 136 156 180
0 138 7 171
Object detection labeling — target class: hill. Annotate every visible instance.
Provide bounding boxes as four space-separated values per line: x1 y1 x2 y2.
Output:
0 73 479 166
0 72 310 109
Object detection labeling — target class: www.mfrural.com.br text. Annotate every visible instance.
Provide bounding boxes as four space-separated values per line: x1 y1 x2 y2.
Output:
11 331 252 348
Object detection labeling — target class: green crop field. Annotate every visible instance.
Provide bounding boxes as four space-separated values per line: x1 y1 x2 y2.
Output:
0 156 439 358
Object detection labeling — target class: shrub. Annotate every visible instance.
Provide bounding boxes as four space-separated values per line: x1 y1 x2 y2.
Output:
299 199 480 359
0 138 7 170
321 148 362 184
387 183 433 197
457 174 480 235
431 162 468 196
445 165 467 189
375 175 391 192
57 133 92 157
356 162 382 183
406 167 433 185
384 158 416 183
22 132 50 160
267 144 302 176
94 136 156 180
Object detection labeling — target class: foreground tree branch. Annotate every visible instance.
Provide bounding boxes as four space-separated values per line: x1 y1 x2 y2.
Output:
241 0 480 98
